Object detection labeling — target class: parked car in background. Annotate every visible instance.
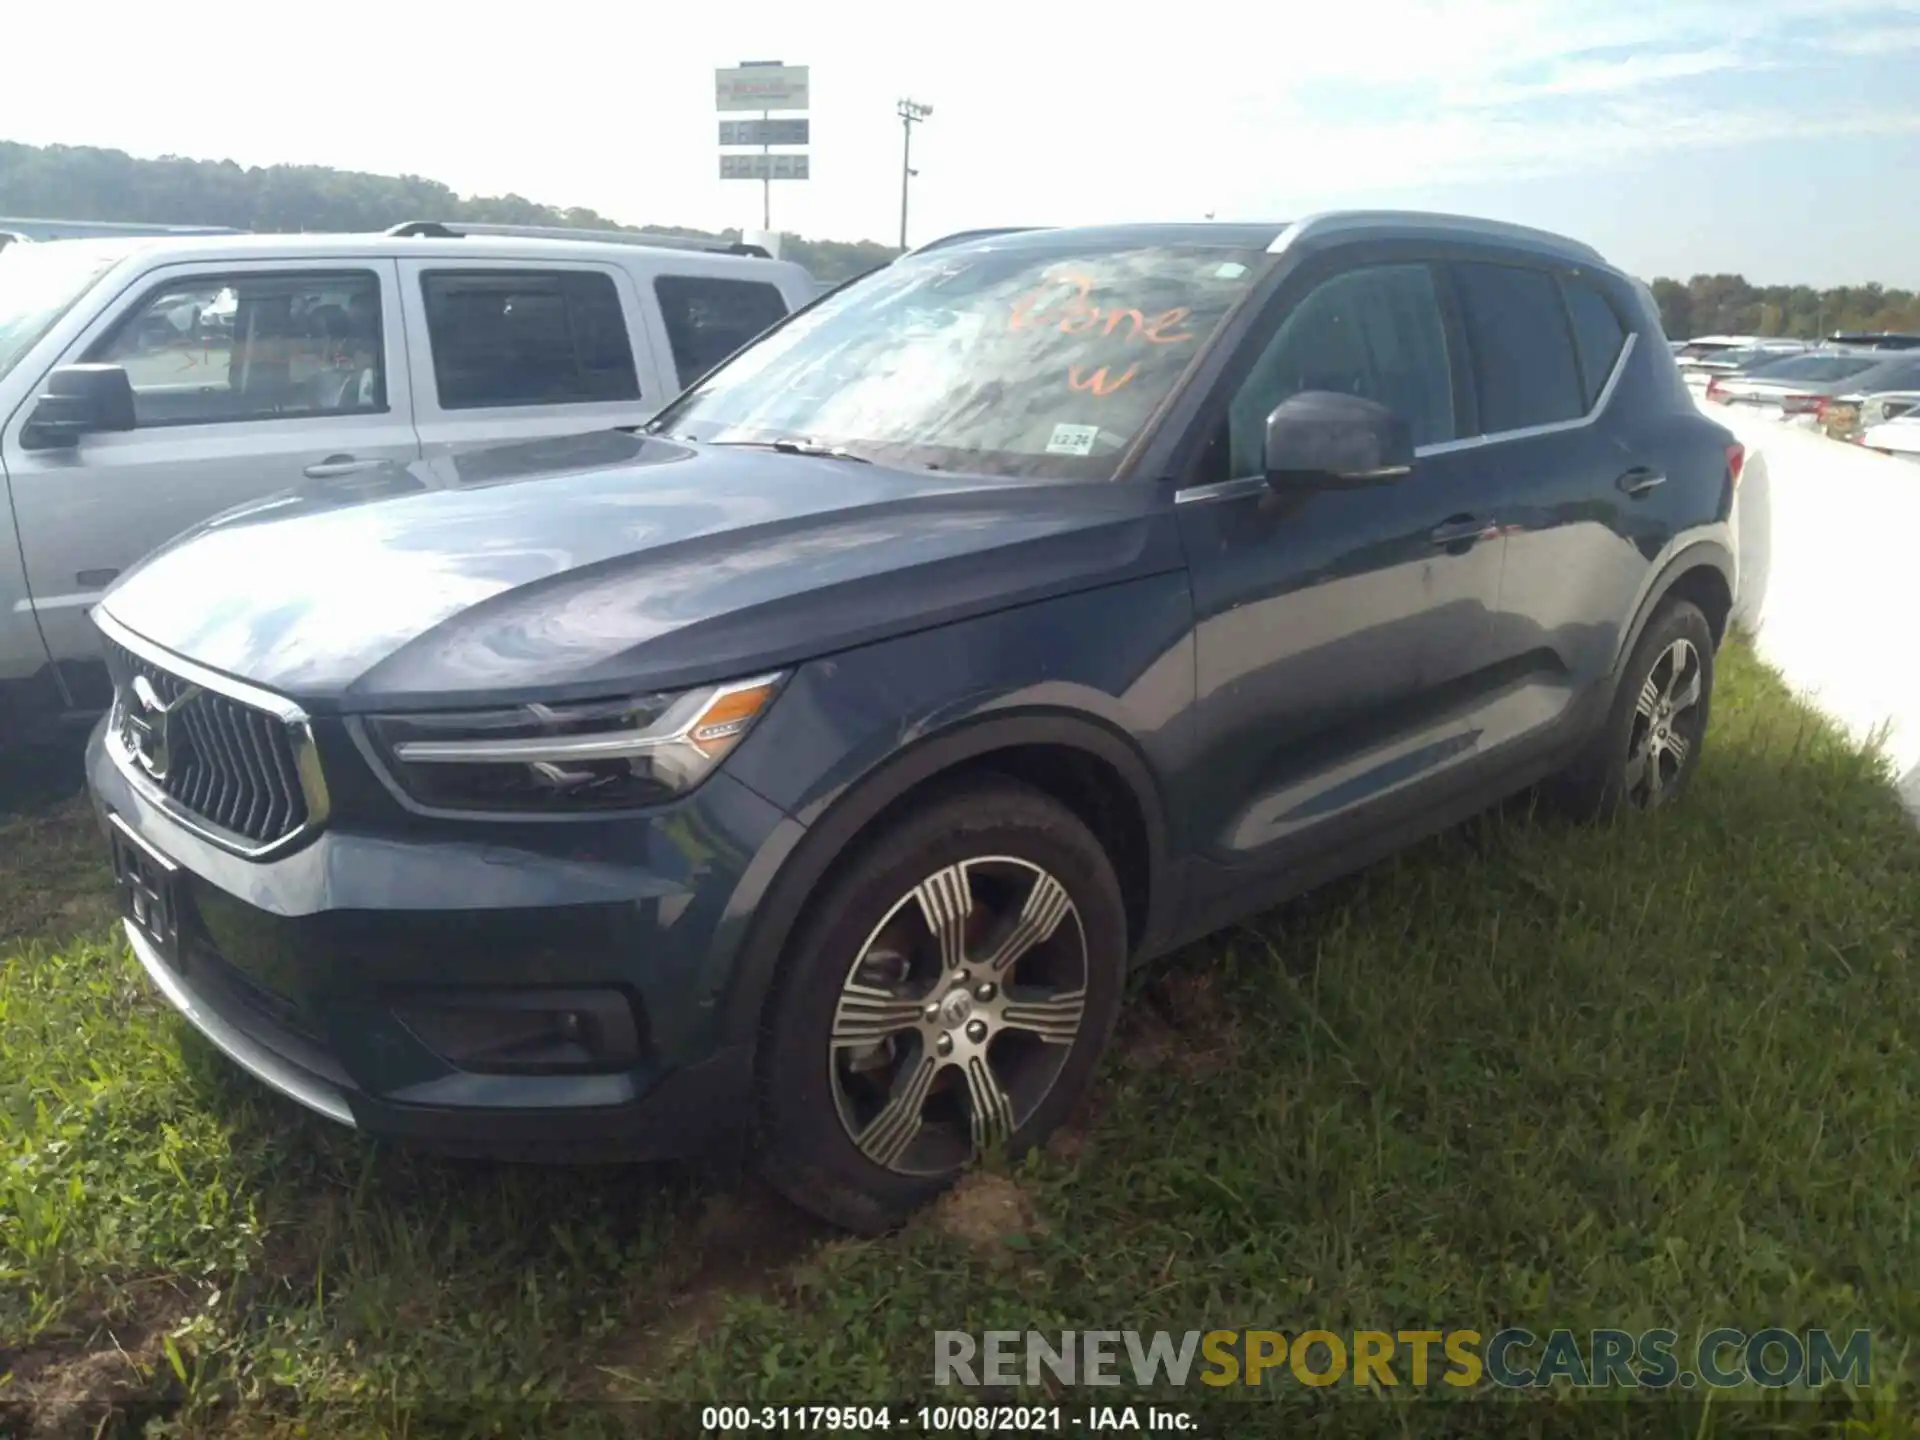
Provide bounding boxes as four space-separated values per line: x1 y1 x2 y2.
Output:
1676 337 1810 387
84 212 1742 1231
1703 350 1887 416
1824 331 1920 352
1816 377 1920 443
1861 412 1920 462
1680 340 1814 388
0 221 817 748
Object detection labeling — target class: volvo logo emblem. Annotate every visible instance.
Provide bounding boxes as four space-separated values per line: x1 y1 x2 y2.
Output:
119 673 199 783
937 989 975 1028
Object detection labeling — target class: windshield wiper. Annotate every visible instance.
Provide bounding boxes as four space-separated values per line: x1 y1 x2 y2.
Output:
705 437 873 464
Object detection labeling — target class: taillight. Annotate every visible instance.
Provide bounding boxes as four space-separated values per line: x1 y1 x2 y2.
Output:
1727 442 1746 489
1813 397 1831 421
1706 378 1727 402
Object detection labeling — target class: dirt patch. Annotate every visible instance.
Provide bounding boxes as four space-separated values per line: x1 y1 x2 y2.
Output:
592 1184 826 1392
1 1282 198 1437
930 1171 1044 1253
1119 962 1245 1080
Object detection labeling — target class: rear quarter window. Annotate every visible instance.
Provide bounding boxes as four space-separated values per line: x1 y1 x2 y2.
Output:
1559 276 1628 407
653 275 791 389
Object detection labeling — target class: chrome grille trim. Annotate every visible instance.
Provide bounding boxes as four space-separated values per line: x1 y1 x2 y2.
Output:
94 608 330 859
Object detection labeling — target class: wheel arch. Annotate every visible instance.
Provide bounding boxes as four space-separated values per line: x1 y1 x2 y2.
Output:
1613 539 1735 683
716 708 1176 1050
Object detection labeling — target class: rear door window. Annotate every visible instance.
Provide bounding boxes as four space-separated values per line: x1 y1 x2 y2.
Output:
1559 276 1628 407
653 275 791 389
420 269 639 410
1451 262 1584 434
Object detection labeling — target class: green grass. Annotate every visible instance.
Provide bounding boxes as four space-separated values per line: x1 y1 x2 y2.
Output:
4 642 1920 1437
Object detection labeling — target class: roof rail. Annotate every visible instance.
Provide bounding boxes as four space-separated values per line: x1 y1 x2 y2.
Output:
903 226 1045 257
383 220 773 259
1271 210 1607 266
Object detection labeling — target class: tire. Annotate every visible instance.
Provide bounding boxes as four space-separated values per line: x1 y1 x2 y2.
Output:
1554 598 1716 820
755 778 1128 1233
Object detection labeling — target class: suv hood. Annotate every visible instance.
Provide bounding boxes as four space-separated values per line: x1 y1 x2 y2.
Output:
99 430 1181 711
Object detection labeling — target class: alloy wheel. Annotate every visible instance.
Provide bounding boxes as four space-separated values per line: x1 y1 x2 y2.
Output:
828 856 1090 1177
1624 637 1704 808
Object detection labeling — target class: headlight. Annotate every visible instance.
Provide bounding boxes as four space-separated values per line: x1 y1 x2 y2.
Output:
365 672 785 812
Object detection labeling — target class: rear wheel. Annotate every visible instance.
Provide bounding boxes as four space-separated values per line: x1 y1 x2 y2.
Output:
1555 598 1715 819
755 780 1126 1233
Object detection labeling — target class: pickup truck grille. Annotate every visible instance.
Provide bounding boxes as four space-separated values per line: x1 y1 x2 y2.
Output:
105 640 312 849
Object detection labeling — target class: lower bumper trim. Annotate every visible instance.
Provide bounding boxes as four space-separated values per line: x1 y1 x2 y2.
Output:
127 920 357 1128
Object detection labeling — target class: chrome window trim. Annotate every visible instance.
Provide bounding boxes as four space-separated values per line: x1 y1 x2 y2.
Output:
1175 331 1636 504
93 606 331 860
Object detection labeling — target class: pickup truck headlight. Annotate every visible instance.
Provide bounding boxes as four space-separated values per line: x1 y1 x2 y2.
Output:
365 673 784 812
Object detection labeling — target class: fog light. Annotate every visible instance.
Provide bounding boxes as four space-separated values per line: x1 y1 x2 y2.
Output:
393 988 642 1074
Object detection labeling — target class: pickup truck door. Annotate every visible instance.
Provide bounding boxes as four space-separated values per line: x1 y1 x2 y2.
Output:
396 258 665 458
0 258 419 698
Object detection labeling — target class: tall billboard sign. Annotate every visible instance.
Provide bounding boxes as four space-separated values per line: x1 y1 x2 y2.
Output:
716 61 809 228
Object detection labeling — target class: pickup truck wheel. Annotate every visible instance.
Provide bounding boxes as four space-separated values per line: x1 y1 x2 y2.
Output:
755 780 1127 1234
1555 598 1715 820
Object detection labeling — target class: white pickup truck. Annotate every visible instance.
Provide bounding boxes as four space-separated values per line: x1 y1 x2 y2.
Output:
0 221 818 746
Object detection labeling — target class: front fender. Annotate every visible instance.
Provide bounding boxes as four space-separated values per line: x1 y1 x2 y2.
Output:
712 572 1198 1048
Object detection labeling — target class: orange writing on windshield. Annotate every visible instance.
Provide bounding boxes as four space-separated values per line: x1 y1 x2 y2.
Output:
1068 363 1140 395
1011 274 1195 345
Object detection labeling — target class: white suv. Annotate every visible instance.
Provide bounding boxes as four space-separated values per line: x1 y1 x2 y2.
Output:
0 222 818 746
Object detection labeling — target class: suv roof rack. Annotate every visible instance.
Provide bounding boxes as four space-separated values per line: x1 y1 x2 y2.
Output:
384 220 773 259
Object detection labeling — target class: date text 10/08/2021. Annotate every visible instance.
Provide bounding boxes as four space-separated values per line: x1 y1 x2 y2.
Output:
702 1406 1194 1432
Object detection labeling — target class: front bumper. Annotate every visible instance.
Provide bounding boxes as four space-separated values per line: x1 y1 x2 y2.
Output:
88 716 800 1160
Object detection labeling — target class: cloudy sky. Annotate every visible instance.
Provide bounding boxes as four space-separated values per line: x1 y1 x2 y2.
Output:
4 0 1918 285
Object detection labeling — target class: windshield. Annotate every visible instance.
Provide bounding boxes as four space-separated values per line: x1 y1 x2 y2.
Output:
1745 353 1881 382
0 242 124 383
650 242 1266 479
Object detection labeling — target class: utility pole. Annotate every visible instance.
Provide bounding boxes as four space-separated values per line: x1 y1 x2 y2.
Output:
897 98 932 251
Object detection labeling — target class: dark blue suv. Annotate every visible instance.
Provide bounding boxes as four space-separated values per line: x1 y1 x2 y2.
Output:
86 214 1743 1231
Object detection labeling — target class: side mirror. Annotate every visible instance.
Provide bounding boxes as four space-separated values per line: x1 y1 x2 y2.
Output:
1264 390 1414 487
21 365 137 450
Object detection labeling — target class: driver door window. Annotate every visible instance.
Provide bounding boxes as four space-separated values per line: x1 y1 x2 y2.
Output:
1221 263 1457 477
88 270 386 427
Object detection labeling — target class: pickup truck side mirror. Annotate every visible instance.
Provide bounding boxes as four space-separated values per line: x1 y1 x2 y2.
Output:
1264 390 1414 488
21 365 137 450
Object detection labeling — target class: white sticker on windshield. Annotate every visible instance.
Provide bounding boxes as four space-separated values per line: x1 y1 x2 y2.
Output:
1214 262 1249 278
1046 423 1101 456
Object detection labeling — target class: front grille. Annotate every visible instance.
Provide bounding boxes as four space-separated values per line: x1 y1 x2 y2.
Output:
105 640 311 848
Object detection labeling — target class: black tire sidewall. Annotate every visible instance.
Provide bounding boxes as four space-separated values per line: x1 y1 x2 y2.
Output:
1589 600 1716 814
755 780 1127 1232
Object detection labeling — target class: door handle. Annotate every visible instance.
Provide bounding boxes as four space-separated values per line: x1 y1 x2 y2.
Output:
1616 466 1666 496
303 455 388 479
1429 514 1498 548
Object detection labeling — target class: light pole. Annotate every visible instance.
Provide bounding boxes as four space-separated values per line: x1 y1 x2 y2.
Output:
897 98 932 251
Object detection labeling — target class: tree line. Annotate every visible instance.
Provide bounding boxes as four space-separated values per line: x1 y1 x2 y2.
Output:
8 140 1916 333
1649 274 1919 341
0 141 896 283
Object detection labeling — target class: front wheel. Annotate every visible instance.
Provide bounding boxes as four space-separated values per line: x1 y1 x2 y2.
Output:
755 780 1127 1233
1555 598 1716 819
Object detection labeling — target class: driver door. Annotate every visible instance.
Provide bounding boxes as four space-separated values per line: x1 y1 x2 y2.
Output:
0 259 419 700
1173 254 1508 886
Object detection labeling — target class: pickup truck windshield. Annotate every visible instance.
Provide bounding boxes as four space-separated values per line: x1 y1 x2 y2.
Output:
0 243 124 383
652 243 1266 479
